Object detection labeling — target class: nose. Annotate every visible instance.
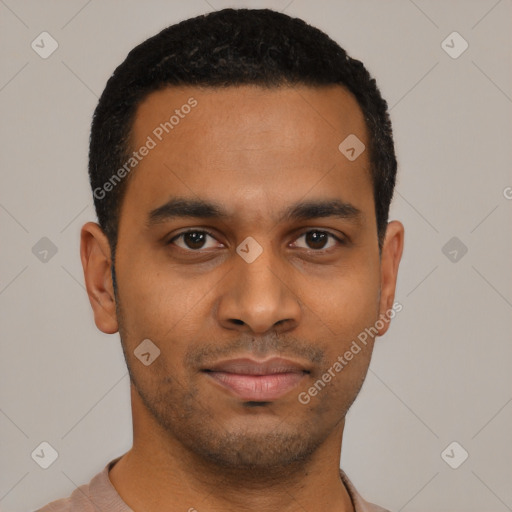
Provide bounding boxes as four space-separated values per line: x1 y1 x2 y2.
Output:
216 247 302 334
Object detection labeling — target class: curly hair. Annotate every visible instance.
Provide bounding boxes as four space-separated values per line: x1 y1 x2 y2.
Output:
89 8 397 260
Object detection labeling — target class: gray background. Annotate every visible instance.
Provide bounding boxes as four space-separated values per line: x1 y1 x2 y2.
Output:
1 1 511 511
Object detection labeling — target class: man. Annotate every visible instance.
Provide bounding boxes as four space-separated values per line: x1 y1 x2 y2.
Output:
37 8 403 512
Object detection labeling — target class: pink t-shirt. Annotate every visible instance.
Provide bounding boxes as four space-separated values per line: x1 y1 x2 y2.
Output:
35 456 390 512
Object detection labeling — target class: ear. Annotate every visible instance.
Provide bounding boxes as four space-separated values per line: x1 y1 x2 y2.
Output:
80 222 119 334
376 220 404 336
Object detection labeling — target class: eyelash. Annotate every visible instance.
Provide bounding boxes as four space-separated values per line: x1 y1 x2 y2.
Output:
168 229 345 252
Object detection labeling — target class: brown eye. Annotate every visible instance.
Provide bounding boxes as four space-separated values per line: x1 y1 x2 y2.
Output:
183 232 207 249
170 230 221 251
305 231 329 249
293 230 341 250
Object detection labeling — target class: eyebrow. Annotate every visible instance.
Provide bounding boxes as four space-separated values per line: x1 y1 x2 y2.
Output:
146 197 364 227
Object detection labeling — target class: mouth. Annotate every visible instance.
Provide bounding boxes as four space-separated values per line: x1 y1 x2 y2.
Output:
202 357 310 402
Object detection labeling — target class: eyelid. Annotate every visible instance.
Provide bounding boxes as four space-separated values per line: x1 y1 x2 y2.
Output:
290 230 346 250
168 228 223 248
167 228 346 251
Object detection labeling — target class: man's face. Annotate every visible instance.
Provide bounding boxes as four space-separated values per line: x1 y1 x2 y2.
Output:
110 85 391 469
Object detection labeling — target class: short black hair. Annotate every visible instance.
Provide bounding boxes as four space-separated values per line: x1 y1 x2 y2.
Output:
89 8 397 261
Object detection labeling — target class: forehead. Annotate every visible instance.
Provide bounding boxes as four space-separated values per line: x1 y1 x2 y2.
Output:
121 84 373 226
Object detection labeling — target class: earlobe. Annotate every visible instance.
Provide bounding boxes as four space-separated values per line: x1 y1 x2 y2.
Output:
80 222 119 334
376 220 404 337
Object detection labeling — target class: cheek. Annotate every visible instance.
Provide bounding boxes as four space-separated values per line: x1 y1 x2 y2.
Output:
304 263 380 337
115 254 220 349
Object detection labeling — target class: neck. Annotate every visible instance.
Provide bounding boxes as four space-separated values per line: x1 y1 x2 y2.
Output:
108 388 354 512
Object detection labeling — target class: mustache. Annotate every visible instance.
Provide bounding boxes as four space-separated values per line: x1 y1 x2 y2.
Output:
184 332 326 369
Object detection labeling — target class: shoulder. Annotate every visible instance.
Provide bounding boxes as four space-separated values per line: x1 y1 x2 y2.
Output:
339 468 392 512
34 457 124 512
33 482 93 512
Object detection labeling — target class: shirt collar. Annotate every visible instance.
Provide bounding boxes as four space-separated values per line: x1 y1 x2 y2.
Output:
95 457 386 512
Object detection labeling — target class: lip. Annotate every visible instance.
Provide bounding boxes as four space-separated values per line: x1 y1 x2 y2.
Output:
202 357 309 401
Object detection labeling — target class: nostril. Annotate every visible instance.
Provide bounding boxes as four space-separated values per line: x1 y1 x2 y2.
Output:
231 319 244 325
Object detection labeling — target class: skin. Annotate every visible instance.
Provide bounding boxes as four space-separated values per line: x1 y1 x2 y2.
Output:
81 84 404 512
